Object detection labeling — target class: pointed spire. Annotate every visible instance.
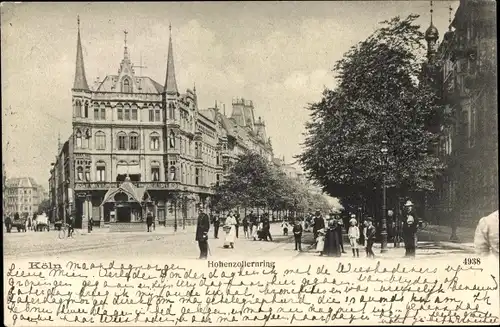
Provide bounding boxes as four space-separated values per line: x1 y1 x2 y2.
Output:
164 23 178 95
73 15 89 91
448 4 452 30
430 0 433 24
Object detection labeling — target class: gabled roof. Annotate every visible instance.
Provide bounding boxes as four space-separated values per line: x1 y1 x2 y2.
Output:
96 75 163 94
100 179 151 206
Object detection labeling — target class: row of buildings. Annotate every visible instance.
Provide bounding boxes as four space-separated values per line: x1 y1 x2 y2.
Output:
4 176 48 218
424 0 497 228
48 20 276 230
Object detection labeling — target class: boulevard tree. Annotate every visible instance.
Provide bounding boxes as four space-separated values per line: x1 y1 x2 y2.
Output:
299 15 448 212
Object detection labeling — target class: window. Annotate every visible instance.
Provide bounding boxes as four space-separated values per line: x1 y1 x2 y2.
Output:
75 129 82 148
117 106 123 120
94 104 100 120
96 162 106 181
130 132 139 150
155 109 161 122
149 108 154 122
169 131 176 149
85 166 91 181
95 131 106 150
151 162 160 181
124 105 130 120
75 100 82 118
77 167 84 181
169 102 175 120
122 78 132 93
169 166 176 181
84 102 89 118
100 105 106 120
150 133 160 150
131 105 137 120
117 132 127 150
195 168 200 185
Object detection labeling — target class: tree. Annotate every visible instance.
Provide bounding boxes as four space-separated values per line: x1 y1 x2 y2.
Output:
299 15 447 211
37 199 51 215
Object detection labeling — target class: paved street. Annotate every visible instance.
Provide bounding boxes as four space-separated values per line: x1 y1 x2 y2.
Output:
4 223 474 263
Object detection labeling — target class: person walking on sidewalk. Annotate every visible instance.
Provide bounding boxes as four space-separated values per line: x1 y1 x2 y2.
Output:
335 215 347 254
212 211 220 239
146 212 153 232
313 210 325 245
348 215 360 257
195 206 210 259
403 216 418 257
474 210 499 257
234 211 240 239
293 219 303 251
365 217 376 258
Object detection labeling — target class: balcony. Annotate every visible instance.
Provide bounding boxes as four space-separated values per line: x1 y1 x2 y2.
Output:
74 181 214 194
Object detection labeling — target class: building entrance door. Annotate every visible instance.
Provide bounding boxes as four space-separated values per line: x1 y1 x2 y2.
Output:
116 206 131 222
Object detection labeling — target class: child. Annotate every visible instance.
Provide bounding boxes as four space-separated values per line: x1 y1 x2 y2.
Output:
281 220 290 236
348 216 360 257
292 220 303 251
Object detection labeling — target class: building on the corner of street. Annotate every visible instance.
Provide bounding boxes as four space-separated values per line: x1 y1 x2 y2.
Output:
4 177 46 218
48 19 274 231
423 0 498 227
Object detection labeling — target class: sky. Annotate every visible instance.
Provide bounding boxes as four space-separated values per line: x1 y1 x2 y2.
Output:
1 1 459 190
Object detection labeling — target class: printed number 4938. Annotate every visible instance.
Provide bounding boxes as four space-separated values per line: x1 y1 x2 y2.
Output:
464 258 481 265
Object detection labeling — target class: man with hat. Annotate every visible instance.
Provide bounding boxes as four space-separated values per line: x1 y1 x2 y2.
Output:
334 214 347 254
312 210 325 245
212 211 221 239
403 200 419 248
195 204 210 259
403 214 417 257
365 217 376 258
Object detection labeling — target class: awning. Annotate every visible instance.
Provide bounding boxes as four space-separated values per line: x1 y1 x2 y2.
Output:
116 165 128 175
128 164 141 175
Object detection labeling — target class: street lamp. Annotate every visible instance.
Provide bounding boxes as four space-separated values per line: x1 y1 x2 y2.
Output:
380 140 389 253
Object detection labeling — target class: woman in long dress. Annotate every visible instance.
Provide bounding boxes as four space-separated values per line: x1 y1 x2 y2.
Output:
323 219 341 257
223 213 237 248
316 228 326 255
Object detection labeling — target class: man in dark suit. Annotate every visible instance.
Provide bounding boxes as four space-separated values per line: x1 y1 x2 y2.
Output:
313 210 325 244
196 206 210 259
212 211 220 239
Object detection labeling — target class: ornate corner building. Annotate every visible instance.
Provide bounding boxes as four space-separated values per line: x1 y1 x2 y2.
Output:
49 20 273 230
424 0 498 227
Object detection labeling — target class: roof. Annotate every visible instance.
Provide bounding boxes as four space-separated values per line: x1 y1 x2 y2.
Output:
6 177 39 188
164 32 178 94
100 179 151 206
96 75 163 94
73 25 89 90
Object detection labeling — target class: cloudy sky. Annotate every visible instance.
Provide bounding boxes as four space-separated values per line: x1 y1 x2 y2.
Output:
2 1 458 189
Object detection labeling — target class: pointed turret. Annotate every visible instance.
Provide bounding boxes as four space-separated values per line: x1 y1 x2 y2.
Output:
425 1 439 62
164 24 179 95
73 16 89 91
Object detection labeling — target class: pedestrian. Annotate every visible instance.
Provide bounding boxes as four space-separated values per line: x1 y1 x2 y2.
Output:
323 218 341 257
247 210 255 236
195 206 210 259
262 214 273 241
335 215 347 254
313 210 325 245
316 227 326 255
362 220 368 251
242 215 249 238
223 213 237 249
234 211 240 238
146 211 153 232
474 210 499 257
293 219 303 251
281 220 290 236
5 215 12 233
212 211 220 239
403 216 418 257
67 214 75 238
365 217 376 258
404 200 418 248
348 216 360 257
88 216 94 233
252 215 260 240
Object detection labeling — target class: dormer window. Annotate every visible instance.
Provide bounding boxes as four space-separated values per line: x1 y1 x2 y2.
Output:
122 77 132 93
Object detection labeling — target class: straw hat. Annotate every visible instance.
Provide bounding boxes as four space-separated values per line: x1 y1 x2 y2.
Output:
349 218 357 225
404 200 414 207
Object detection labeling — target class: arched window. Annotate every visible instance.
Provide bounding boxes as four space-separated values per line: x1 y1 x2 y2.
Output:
82 129 90 149
84 102 89 118
75 129 82 148
168 102 175 120
100 104 106 120
131 104 138 120
151 161 160 182
117 104 123 120
150 132 160 150
85 165 91 181
129 132 139 150
96 161 106 182
94 103 100 120
169 166 176 181
74 100 82 118
169 131 176 149
181 163 185 183
76 166 84 181
122 78 132 93
124 104 131 120
148 105 154 122
117 132 127 150
95 131 106 150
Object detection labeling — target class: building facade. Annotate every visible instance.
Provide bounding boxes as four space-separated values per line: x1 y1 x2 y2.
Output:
5 177 46 217
49 20 274 229
425 0 498 227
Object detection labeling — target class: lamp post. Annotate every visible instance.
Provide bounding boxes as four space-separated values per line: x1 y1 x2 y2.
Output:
380 140 388 253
